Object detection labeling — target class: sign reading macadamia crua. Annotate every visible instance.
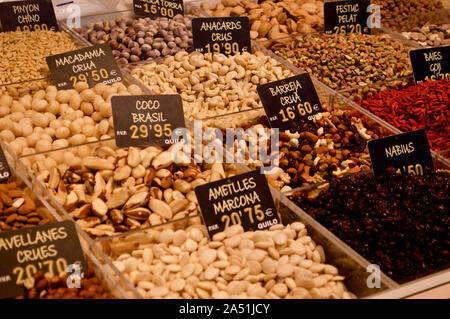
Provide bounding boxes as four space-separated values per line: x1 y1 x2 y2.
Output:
195 170 279 238
46 43 123 90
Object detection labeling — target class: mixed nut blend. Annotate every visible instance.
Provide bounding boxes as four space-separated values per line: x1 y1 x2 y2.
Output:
217 103 390 191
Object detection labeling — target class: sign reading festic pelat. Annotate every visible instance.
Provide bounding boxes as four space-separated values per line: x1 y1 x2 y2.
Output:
46 43 123 90
111 94 186 148
195 170 280 238
324 0 371 35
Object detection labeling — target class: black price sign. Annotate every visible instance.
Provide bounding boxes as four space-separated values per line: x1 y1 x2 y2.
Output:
368 130 433 176
0 0 58 32
195 170 280 238
192 17 251 55
0 145 11 183
111 94 186 148
133 0 184 19
46 43 123 90
0 220 86 299
409 46 449 84
324 0 371 35
257 74 323 132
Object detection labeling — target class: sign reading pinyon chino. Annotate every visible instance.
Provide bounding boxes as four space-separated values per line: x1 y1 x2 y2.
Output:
409 45 449 84
0 220 86 299
192 17 251 55
195 170 280 238
0 0 58 32
46 43 123 90
324 0 371 35
0 145 11 183
257 73 323 132
133 0 184 19
111 94 186 148
368 129 434 176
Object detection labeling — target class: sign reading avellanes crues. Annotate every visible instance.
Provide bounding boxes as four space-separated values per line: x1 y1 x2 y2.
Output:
46 43 122 90
0 221 86 299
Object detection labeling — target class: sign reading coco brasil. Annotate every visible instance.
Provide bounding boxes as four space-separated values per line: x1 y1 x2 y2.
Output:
0 0 58 32
46 43 122 90
257 73 323 132
368 130 434 176
324 0 371 35
133 0 184 19
192 17 251 56
0 220 86 299
0 145 11 183
195 170 279 238
409 45 449 84
111 94 186 147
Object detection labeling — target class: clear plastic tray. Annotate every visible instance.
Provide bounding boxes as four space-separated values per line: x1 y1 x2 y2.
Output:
96 196 395 299
284 170 450 287
128 43 298 122
199 88 399 191
0 140 134 299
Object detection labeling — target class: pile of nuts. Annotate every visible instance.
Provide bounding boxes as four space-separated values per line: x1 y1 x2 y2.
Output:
132 51 293 120
24 141 239 238
402 23 450 47
0 183 51 232
199 0 324 41
106 223 355 299
75 15 193 64
0 81 142 156
0 31 77 95
18 269 113 299
289 169 450 283
272 33 412 90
